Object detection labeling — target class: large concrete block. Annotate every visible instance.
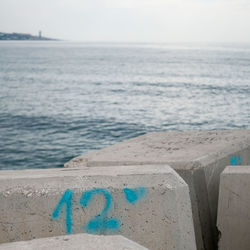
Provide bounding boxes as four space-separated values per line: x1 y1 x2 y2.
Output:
65 130 250 250
0 165 196 250
217 166 250 250
0 233 148 250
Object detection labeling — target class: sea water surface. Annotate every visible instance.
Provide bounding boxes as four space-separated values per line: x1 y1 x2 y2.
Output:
0 41 249 170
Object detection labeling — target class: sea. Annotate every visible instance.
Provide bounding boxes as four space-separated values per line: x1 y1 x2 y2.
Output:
0 41 249 170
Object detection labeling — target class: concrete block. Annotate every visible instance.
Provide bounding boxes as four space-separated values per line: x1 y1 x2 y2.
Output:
0 165 196 250
217 166 250 250
0 233 148 250
65 129 250 250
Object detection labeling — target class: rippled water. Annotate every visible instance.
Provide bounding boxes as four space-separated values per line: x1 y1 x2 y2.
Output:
0 42 249 170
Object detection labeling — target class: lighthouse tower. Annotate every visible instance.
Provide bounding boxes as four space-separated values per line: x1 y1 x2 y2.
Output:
39 31 42 39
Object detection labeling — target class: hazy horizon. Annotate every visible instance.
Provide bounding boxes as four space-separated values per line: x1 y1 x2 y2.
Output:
1 0 250 43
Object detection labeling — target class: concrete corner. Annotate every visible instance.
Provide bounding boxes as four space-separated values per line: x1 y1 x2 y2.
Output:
217 166 250 250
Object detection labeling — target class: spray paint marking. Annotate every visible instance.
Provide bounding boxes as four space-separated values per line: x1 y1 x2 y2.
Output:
52 187 147 234
230 155 242 165
80 188 120 234
123 187 146 204
52 189 73 234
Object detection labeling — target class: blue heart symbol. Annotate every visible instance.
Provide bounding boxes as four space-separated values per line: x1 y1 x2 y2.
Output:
123 187 146 204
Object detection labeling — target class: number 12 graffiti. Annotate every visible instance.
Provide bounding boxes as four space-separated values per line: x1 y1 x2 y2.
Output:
52 187 146 234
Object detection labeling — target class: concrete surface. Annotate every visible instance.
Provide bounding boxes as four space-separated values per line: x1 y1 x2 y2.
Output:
0 165 196 250
65 129 250 250
217 166 250 250
0 233 148 250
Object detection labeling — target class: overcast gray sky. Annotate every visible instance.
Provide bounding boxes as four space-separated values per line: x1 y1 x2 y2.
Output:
0 0 250 42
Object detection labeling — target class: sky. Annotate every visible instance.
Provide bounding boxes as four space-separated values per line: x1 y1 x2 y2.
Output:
0 0 250 43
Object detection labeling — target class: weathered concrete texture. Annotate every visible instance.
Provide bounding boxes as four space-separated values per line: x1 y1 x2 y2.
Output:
0 233 148 250
65 129 250 250
0 165 196 250
217 166 250 250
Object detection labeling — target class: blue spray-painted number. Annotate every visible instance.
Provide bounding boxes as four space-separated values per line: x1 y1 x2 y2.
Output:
123 187 146 204
80 188 120 234
230 155 242 166
51 187 147 234
52 189 73 234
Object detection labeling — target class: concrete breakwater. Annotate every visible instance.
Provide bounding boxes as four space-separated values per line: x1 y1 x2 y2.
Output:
65 129 250 250
0 129 250 249
0 165 196 250
217 166 250 250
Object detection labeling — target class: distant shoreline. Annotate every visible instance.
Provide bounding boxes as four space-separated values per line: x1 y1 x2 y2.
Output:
0 32 58 41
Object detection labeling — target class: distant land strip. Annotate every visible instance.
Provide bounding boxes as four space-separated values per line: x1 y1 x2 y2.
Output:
0 32 58 41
